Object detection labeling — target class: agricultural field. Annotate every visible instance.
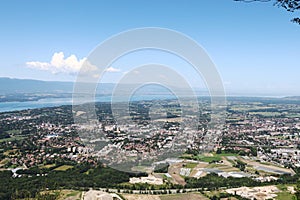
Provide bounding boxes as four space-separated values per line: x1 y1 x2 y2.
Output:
38 190 82 200
40 163 56 169
275 184 296 200
160 193 208 200
184 162 198 169
53 165 74 171
181 152 239 163
248 112 282 117
123 193 208 200
0 136 25 143
122 194 161 200
62 190 82 200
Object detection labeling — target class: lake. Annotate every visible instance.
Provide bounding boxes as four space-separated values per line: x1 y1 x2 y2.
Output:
0 95 177 113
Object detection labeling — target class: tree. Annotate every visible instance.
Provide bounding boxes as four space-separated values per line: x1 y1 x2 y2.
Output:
295 181 300 200
234 0 300 24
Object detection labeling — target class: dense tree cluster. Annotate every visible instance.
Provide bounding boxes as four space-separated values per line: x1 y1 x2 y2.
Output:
0 162 145 200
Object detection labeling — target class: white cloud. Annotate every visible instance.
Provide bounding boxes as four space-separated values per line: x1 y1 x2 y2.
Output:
26 52 122 75
26 52 86 74
105 67 121 73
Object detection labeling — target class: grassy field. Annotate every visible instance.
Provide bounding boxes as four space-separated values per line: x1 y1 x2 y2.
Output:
0 129 25 143
213 152 239 158
181 154 220 162
181 152 239 163
199 152 239 163
276 184 296 200
131 165 152 173
53 165 74 171
230 105 275 112
276 191 295 200
0 136 26 143
249 112 282 117
198 156 221 163
6 129 21 134
64 190 82 199
39 190 82 200
40 164 56 169
184 163 198 169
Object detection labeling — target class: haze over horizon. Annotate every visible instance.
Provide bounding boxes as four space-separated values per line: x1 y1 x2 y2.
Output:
0 76 297 97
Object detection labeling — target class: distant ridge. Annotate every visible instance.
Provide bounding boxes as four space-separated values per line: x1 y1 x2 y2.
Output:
0 77 117 95
0 77 186 95
0 77 74 94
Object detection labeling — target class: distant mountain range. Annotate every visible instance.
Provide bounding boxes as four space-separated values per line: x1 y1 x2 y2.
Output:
4 77 296 101
0 77 118 95
0 77 207 96
0 77 74 94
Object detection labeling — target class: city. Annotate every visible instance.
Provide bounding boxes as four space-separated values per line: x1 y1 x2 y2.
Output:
1 0 300 199
1 97 300 199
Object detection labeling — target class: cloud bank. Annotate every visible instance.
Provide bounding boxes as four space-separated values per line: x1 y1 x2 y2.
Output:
26 52 121 75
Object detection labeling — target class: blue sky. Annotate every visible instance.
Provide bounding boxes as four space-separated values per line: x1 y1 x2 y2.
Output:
0 0 300 95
